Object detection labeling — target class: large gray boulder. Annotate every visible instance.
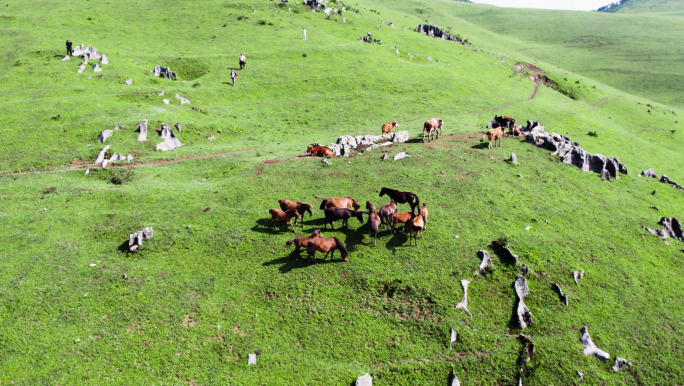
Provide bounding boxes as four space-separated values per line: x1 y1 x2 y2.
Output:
515 277 533 329
92 63 102 72
100 54 108 65
95 145 111 164
136 119 148 141
156 123 184 151
77 64 86 74
355 373 372 386
98 130 113 143
151 65 177 80
129 227 154 253
391 130 410 143
579 326 610 362
175 93 190 105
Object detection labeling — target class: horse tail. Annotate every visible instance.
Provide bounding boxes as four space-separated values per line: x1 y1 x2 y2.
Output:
481 134 486 142
334 237 348 258
319 199 327 210
414 194 420 209
286 239 295 246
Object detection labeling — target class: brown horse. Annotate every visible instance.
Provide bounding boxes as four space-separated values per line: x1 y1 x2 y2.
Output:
279 199 314 228
305 143 333 157
306 237 349 262
391 212 413 233
423 118 444 142
379 187 420 214
286 229 322 256
269 208 301 233
421 202 429 230
405 206 426 246
379 199 397 229
493 116 516 135
481 127 504 149
324 207 363 229
320 196 361 211
366 201 382 247
381 121 399 134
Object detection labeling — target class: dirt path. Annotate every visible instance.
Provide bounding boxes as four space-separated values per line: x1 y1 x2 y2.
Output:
0 147 262 176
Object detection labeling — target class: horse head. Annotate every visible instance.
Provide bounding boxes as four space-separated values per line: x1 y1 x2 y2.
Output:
351 199 361 211
379 187 388 197
302 203 313 217
312 229 322 238
354 210 364 223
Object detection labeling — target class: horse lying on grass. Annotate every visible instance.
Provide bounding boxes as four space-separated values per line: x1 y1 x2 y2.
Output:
307 237 348 262
286 229 322 256
324 207 363 229
269 208 301 233
306 143 333 157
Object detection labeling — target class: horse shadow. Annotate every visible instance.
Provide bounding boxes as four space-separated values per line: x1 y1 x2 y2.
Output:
489 243 519 267
470 142 491 150
383 229 410 249
404 137 425 144
263 252 343 273
251 219 300 235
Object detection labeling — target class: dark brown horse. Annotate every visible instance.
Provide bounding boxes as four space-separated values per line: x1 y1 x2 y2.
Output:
324 207 363 229
279 199 313 228
379 187 420 214
319 196 361 211
405 206 426 246
286 229 322 256
379 199 397 229
305 143 334 157
307 237 349 262
269 208 301 233
493 116 516 135
366 201 382 247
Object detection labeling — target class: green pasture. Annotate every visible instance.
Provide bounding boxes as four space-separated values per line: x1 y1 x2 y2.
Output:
0 0 683 384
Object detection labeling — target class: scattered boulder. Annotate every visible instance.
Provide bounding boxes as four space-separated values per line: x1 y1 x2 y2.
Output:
129 227 154 253
95 145 111 164
247 353 257 365
579 326 610 362
150 64 178 80
415 24 469 45
577 370 584 381
163 99 169 104
175 123 182 134
518 334 535 362
98 130 113 143
157 123 184 151
137 119 148 141
640 168 657 178
192 106 202 112
661 174 684 190
393 152 410 161
62 55 70 61
92 63 102 72
573 270 585 285
355 373 372 386
73 45 101 59
381 154 387 160
448 370 461 386
125 79 133 85
514 277 533 329
455 279 472 318
475 250 493 277
208 136 216 141
77 64 86 73
525 125 626 179
175 93 191 105
613 357 633 372
115 124 125 130
314 131 409 158
510 153 518 164
449 328 457 349
159 90 165 96
643 217 684 243
101 54 108 65
552 283 568 307
107 153 133 163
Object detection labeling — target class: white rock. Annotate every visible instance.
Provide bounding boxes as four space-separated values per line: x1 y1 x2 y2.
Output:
163 99 169 105
95 145 111 164
100 54 108 65
175 93 191 105
355 374 372 386
248 354 257 365
156 124 184 151
137 119 148 142
208 136 216 141
579 326 610 362
524 226 531 231
98 130 113 143
125 79 133 85
449 328 457 349
77 64 86 73
455 280 472 318
159 90 165 96
393 152 410 160
92 63 102 72
85 168 90 175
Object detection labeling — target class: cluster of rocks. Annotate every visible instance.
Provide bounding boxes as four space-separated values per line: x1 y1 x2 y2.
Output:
150 65 178 80
304 0 345 13
514 276 533 329
129 227 153 253
358 32 381 43
321 131 409 157
94 142 133 168
640 168 683 189
643 217 683 244
156 123 184 151
415 24 469 45
67 45 109 74
522 121 627 181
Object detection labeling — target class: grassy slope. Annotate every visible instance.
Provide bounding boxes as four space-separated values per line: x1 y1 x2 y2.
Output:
371 0 684 108
1 0 684 385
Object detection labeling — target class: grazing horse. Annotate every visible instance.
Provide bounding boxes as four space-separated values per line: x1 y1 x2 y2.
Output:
286 229 322 256
279 199 313 228
421 202 429 230
269 208 301 233
405 206 426 246
390 212 413 234
381 121 399 134
379 187 420 214
307 237 349 262
320 196 361 211
305 143 334 157
481 126 504 149
379 199 397 229
366 201 382 247
423 118 444 142
324 207 363 229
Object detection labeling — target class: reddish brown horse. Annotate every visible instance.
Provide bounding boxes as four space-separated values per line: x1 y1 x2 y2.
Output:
391 212 413 233
405 206 426 246
366 201 382 247
379 187 420 214
421 202 429 230
382 121 399 134
306 237 349 262
423 118 444 142
323 207 363 229
379 199 397 229
286 229 322 256
279 199 313 228
269 208 301 233
320 196 361 211
305 143 333 157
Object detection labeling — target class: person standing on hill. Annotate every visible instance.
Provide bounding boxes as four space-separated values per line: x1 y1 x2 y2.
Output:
66 40 73 56
302 28 306 40
239 53 246 70
231 69 237 86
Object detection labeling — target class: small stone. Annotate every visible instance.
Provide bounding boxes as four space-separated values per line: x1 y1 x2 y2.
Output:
74 339 80 343
255 349 262 355
90 263 96 267
577 370 584 381
428 245 435 248
163 99 169 105
524 226 531 231
517 174 523 178
510 153 518 164
248 353 257 365
315 195 322 198
124 78 133 85
204 207 211 212
122 274 128 280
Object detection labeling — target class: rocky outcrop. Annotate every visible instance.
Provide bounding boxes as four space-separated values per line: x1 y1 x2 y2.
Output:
524 125 626 180
519 334 535 362
552 283 568 307
475 250 493 277
136 119 148 141
643 217 684 243
129 227 154 253
641 168 657 178
455 280 472 318
101 54 108 65
125 79 133 85
661 174 684 190
573 270 584 285
156 123 184 151
92 63 103 72
579 326 610 362
415 24 469 45
514 277 533 329
613 357 633 372
325 131 410 157
72 44 101 60
174 123 182 134
151 65 178 80
98 130 113 143
95 145 111 164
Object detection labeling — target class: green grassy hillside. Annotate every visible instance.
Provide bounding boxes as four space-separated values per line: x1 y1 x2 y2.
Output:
1 0 683 385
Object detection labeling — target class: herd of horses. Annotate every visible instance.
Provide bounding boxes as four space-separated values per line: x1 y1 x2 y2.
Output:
482 115 520 149
268 188 428 262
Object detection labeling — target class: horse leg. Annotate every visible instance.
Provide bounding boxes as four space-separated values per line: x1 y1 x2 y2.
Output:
289 220 296 233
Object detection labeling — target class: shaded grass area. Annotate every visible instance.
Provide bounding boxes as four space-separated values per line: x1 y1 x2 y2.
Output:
1 135 683 384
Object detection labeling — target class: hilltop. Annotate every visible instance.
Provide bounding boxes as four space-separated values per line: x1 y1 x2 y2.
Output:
0 0 683 385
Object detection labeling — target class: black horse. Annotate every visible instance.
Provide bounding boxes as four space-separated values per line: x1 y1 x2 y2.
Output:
379 187 420 215
323 208 363 229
